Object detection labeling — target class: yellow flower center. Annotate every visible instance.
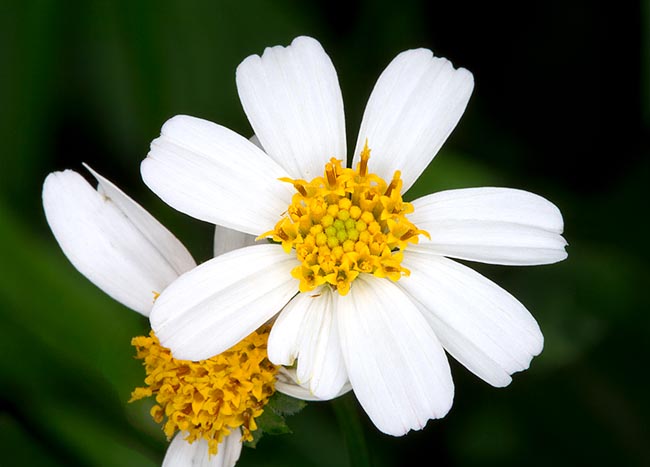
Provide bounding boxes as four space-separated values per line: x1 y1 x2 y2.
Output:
262 141 428 295
130 326 278 456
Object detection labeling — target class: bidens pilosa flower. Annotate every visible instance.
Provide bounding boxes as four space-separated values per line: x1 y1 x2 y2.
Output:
42 168 310 466
141 37 568 436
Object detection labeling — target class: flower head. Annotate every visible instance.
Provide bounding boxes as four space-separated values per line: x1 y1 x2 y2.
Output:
262 141 426 295
141 37 568 435
130 327 277 455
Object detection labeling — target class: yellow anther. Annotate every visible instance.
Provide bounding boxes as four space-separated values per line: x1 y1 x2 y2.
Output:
384 171 402 197
325 160 338 187
358 139 371 178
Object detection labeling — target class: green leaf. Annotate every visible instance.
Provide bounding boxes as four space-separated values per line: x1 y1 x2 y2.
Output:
267 391 308 417
245 391 307 448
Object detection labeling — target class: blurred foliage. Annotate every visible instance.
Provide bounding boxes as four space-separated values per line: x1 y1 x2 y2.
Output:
1 1 646 466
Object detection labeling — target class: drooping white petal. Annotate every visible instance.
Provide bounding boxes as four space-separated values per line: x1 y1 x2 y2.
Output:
213 224 258 257
408 187 568 265
352 48 473 192
337 275 454 436
141 115 294 236
162 431 242 467
237 36 346 180
268 287 347 400
274 367 352 401
400 251 544 387
42 170 196 316
85 165 196 275
150 244 298 361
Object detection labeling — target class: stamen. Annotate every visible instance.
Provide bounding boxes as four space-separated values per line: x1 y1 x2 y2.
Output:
384 171 401 197
359 139 371 178
295 183 307 197
325 161 338 187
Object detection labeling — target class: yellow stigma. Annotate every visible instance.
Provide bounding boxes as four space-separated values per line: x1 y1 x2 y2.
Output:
262 141 428 295
130 327 278 456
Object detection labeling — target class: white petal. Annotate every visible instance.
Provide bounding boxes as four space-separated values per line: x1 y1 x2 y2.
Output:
162 431 242 467
213 224 258 257
408 187 568 265
268 287 347 400
150 244 298 361
352 48 473 192
42 170 196 316
274 367 352 401
141 115 294 236
86 165 196 275
338 275 454 436
401 251 544 387
237 36 346 179
220 430 244 467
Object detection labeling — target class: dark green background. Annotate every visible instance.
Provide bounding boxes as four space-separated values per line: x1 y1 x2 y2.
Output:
1 1 646 466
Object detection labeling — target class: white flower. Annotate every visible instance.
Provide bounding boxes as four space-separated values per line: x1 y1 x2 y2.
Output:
141 36 568 436
42 167 315 466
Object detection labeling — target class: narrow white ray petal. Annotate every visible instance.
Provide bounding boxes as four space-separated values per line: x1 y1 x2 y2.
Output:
401 251 544 387
141 115 294 236
352 48 473 192
213 224 258 257
220 430 244 467
210 137 264 257
408 187 568 265
268 287 347 400
237 36 346 179
274 367 352 401
338 275 454 436
43 170 196 316
162 431 242 467
150 244 299 361
85 165 196 275
267 298 304 367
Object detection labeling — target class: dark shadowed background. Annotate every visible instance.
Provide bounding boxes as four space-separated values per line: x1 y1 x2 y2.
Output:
1 1 646 466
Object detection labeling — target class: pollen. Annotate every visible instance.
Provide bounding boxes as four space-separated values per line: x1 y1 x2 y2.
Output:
130 326 278 456
262 141 428 295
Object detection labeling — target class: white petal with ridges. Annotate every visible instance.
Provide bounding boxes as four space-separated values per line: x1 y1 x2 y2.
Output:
352 48 473 192
268 287 347 400
400 251 543 387
162 431 242 467
220 431 243 467
274 367 352 401
150 244 298 361
141 115 293 236
42 170 196 316
85 165 196 275
408 187 568 265
338 275 453 436
237 36 346 180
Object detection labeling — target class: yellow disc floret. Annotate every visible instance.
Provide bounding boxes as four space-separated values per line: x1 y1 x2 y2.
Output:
130 327 278 456
262 141 428 295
